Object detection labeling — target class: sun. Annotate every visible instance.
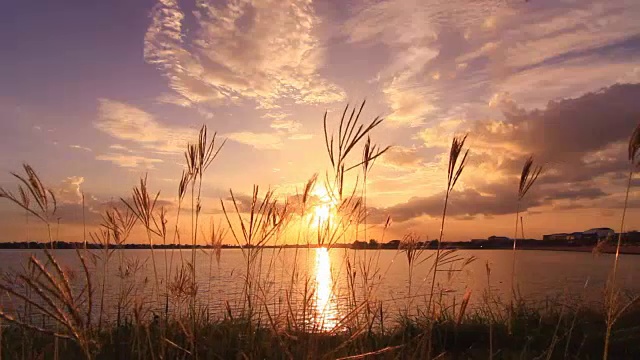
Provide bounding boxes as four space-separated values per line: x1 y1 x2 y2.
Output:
309 184 337 228
314 203 331 225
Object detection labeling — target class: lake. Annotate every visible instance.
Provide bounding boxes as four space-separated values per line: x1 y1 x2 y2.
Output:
0 248 637 330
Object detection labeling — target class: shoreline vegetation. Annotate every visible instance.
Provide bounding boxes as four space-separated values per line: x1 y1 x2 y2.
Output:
0 103 639 359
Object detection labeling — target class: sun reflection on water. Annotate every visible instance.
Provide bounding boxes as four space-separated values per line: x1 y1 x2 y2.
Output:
314 247 338 331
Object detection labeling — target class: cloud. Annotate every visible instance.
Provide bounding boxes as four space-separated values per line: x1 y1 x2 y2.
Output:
69 145 92 152
420 83 640 166
269 118 313 140
270 119 302 133
379 83 640 223
56 176 85 204
109 144 132 152
342 0 640 129
494 2 640 70
96 153 164 169
380 145 424 169
383 81 436 126
222 116 312 150
144 0 345 109
95 98 196 153
225 132 282 150
369 181 611 224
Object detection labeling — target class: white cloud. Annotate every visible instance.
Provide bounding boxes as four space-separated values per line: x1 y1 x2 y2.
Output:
109 144 132 152
383 79 436 127
144 0 345 108
226 132 282 150
95 98 196 153
56 176 85 204
270 119 302 133
69 145 92 152
96 153 164 169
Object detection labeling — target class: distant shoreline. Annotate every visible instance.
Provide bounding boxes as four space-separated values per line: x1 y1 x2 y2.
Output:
1 241 639 255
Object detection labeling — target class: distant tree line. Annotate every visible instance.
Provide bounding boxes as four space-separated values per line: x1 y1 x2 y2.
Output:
0 241 243 250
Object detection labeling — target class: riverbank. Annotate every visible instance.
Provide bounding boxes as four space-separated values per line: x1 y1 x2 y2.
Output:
2 301 639 359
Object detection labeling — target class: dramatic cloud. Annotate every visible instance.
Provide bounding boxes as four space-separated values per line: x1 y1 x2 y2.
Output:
144 0 345 109
342 0 640 126
369 181 611 224
420 83 640 165
369 84 640 224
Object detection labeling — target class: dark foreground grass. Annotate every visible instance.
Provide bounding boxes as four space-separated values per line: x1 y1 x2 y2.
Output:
3 303 640 359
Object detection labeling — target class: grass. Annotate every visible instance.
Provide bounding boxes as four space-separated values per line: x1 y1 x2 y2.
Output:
0 105 638 359
1 300 640 359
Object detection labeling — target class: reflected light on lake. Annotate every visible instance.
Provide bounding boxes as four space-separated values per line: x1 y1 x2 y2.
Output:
314 247 338 331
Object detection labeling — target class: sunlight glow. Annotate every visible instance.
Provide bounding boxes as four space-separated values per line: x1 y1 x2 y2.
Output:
314 247 338 331
310 184 338 228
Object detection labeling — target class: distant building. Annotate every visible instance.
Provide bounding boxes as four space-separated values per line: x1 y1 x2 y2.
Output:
542 233 570 241
620 231 640 244
487 236 511 242
543 228 613 244
583 228 615 240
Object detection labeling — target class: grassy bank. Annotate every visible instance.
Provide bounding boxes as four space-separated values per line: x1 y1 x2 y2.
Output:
2 300 640 359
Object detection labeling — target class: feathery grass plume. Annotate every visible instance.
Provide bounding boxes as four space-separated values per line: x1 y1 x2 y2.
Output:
92 206 136 330
509 156 542 333
183 125 225 356
184 125 225 250
204 218 228 312
121 176 160 235
604 121 640 360
120 175 163 322
485 261 493 360
0 250 95 359
221 186 290 319
0 164 58 247
301 173 319 213
90 227 112 329
401 233 432 306
323 101 387 198
426 134 469 357
0 164 57 222
102 206 136 249
0 164 65 358
356 136 389 313
205 218 228 267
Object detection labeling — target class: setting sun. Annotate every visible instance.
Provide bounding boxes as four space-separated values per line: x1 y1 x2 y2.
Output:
313 203 332 225
309 184 338 228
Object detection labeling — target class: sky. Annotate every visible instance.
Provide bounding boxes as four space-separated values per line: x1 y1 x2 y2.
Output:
1 0 640 243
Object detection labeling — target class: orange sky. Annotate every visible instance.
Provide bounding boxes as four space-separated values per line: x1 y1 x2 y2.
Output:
1 0 640 243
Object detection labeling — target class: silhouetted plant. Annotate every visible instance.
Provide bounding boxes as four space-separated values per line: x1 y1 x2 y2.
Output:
604 122 640 360
509 156 542 332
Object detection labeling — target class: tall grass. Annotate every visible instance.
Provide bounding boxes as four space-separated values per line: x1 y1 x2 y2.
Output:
0 107 639 359
509 156 542 332
603 122 640 360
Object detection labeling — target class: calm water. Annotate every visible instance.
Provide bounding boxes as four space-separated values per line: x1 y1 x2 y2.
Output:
0 248 638 329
